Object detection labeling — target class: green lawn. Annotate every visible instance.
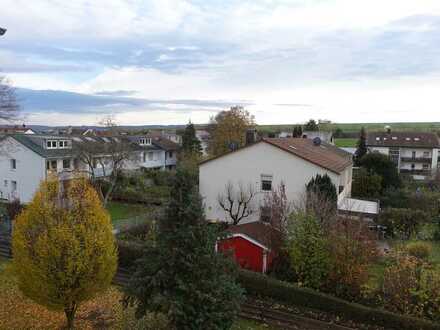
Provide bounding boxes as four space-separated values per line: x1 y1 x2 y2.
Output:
106 201 151 221
334 138 357 148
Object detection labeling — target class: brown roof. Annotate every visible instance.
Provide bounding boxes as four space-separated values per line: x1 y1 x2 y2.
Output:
226 222 282 250
367 131 440 148
263 138 352 174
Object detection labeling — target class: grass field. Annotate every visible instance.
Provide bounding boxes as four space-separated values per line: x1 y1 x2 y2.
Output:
106 201 151 221
0 259 267 329
334 138 357 148
258 122 440 134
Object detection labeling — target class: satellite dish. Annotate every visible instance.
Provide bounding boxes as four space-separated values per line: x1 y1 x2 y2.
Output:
0 28 6 36
313 137 321 146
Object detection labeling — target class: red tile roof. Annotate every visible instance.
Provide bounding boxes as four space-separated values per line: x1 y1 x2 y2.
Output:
226 222 282 250
263 138 352 174
366 131 440 148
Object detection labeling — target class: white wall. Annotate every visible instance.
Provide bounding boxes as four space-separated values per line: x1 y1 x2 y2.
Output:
199 142 349 223
0 137 46 203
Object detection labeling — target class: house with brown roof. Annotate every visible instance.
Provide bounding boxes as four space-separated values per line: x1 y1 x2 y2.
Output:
366 130 440 180
199 137 353 224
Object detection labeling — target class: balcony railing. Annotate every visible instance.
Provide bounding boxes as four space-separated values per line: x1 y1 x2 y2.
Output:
400 157 432 163
400 169 431 175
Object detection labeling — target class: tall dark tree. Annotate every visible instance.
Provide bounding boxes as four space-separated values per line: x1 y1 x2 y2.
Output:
125 164 243 329
292 125 303 137
182 122 202 156
359 153 401 190
304 119 319 131
354 127 367 165
306 174 338 204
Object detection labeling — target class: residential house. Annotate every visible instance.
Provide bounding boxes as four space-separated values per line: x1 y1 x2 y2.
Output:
0 134 179 203
366 131 440 180
301 130 334 144
0 125 36 135
199 137 353 225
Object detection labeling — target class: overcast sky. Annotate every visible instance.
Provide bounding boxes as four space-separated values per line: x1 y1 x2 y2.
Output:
2 0 440 126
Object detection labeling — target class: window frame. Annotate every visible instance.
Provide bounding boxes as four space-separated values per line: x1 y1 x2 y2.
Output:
10 159 16 170
260 174 273 192
62 159 71 169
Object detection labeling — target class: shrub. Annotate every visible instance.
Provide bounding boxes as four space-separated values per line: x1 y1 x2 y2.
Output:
117 240 145 268
325 218 379 300
378 208 430 239
381 253 440 322
359 153 401 190
406 241 432 260
352 168 382 199
119 307 169 330
287 213 331 289
5 199 23 221
238 269 440 330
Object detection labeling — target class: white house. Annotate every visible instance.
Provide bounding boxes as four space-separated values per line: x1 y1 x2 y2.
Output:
0 134 179 203
199 137 353 224
366 131 440 180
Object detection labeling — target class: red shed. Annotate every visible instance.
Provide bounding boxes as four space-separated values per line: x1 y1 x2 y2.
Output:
217 222 281 273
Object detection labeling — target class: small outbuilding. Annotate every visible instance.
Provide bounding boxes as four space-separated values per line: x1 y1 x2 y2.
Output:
216 222 281 273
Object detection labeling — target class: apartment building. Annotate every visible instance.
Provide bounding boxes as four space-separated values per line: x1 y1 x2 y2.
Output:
366 131 440 180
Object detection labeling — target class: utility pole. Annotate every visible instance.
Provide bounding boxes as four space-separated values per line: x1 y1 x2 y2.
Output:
0 28 6 36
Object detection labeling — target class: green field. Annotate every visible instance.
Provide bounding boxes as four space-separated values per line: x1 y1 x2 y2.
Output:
258 122 440 134
335 138 357 148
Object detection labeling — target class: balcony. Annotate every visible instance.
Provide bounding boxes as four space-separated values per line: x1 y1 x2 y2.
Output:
400 157 432 163
400 169 431 176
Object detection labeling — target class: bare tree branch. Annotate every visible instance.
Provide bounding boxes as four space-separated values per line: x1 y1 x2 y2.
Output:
218 182 256 225
0 76 19 122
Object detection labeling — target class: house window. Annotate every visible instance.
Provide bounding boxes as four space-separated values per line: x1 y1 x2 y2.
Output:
423 151 430 158
411 164 415 170
139 138 152 145
423 164 430 170
59 140 69 148
143 152 147 163
4 180 7 187
261 174 273 191
168 151 173 158
412 151 416 159
10 159 16 170
260 206 271 223
148 152 154 161
11 181 17 191
46 140 57 149
339 185 344 194
63 159 71 169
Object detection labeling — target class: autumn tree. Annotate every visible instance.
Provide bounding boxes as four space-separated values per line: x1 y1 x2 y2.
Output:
218 182 256 225
12 177 117 329
0 76 19 122
354 127 367 165
209 106 255 156
182 121 202 156
125 164 243 329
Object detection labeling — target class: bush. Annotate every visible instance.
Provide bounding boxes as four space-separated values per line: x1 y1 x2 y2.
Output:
378 208 430 239
119 307 169 330
406 241 432 260
381 253 440 322
352 168 382 199
238 269 440 330
325 219 379 300
117 240 145 268
287 213 331 289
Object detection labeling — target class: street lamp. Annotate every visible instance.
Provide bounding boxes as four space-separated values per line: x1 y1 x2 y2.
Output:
0 28 6 36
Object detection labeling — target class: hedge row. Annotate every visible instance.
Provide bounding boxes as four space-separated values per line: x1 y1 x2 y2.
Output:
238 269 440 330
117 240 145 268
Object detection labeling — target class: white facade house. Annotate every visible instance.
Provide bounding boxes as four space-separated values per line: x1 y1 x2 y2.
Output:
0 134 179 203
199 138 353 224
366 131 440 180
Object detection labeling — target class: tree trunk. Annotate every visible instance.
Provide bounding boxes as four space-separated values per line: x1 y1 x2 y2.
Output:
64 303 77 330
103 175 117 207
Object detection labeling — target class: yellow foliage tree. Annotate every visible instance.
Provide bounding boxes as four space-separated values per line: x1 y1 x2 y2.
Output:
12 177 117 329
209 106 255 156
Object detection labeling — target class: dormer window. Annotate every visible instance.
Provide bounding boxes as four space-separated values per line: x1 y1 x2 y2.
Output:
58 140 69 148
46 140 57 149
139 138 152 145
414 137 420 141
375 137 380 141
